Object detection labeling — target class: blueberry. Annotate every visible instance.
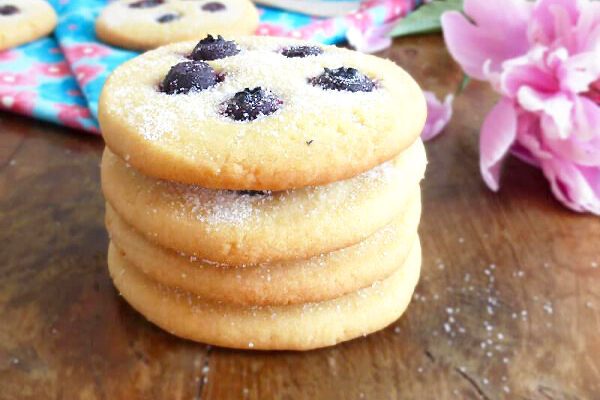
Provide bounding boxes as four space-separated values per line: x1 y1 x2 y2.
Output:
161 61 217 95
236 190 267 196
156 13 180 23
201 2 226 12
222 87 281 121
129 0 164 8
310 67 375 92
190 35 239 61
281 45 323 58
0 5 19 15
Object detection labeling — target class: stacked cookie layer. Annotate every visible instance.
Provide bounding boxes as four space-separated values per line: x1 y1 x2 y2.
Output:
99 36 427 350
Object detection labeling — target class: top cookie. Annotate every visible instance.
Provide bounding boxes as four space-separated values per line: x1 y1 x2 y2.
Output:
0 0 57 51
99 36 427 190
95 0 259 50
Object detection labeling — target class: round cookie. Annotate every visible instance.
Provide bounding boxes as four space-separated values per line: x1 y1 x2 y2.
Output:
0 0 57 51
101 139 427 265
99 36 427 190
106 188 421 305
95 0 259 50
108 238 421 350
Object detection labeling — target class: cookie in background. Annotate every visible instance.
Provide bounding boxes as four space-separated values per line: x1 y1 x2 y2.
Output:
95 0 259 50
0 0 57 50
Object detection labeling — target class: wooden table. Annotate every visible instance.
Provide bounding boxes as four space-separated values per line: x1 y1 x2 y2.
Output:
1 35 599 400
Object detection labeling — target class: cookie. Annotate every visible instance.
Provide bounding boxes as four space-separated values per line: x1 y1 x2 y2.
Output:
99 36 427 190
0 0 57 51
95 0 259 50
107 238 421 350
101 139 426 265
106 188 421 305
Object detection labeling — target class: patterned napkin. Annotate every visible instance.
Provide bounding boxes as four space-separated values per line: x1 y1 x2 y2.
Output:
0 36 98 132
0 0 419 132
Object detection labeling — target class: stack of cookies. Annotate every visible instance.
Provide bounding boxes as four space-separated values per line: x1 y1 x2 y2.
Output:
100 36 427 350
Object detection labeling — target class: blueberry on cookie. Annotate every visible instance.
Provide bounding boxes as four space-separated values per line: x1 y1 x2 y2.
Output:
190 35 240 61
281 45 323 58
156 13 180 23
201 2 226 11
0 5 19 15
310 67 376 92
161 61 218 94
129 0 165 8
236 190 269 196
222 87 281 121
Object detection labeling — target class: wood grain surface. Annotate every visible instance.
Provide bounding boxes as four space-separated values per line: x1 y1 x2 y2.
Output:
1 35 599 400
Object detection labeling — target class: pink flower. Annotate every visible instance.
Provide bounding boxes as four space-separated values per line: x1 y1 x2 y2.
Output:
422 91 454 141
442 0 600 214
345 0 413 54
346 21 395 54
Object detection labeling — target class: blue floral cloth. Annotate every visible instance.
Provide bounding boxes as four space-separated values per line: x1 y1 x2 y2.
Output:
0 36 98 131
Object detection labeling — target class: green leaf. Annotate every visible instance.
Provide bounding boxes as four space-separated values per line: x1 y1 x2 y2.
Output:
457 74 470 94
389 0 463 38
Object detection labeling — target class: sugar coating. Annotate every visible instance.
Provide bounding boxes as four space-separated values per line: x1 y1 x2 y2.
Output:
172 185 264 225
161 157 399 227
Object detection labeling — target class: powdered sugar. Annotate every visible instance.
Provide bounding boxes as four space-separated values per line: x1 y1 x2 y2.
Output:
165 182 272 225
360 158 398 183
155 147 409 228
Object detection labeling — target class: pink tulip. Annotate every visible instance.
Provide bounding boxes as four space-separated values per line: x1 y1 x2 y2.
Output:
442 0 600 214
422 91 454 141
346 22 395 54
